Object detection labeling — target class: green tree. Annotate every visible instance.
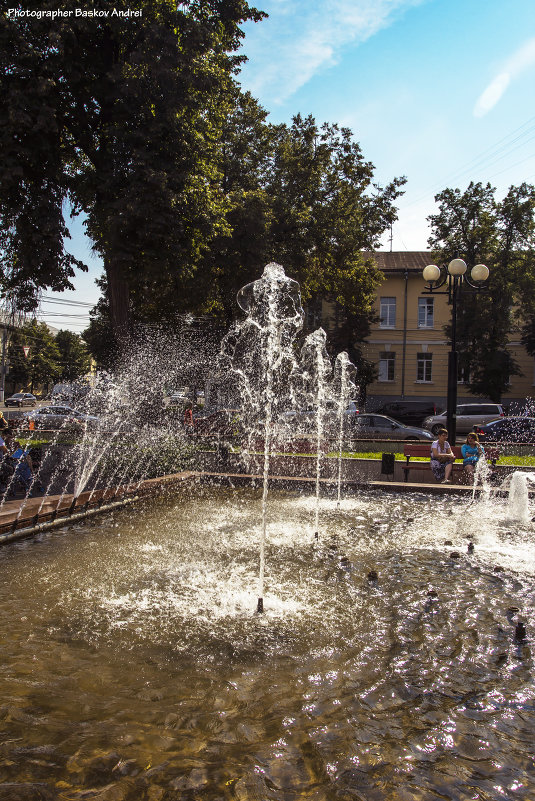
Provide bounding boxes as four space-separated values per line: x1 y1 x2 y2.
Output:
203 111 404 390
55 329 91 381
6 328 30 389
428 181 535 401
0 0 264 339
82 286 115 370
7 320 62 392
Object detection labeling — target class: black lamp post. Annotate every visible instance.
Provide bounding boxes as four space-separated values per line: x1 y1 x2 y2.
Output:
422 258 490 444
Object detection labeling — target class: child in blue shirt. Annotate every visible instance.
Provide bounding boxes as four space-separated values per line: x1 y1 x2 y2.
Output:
461 433 484 482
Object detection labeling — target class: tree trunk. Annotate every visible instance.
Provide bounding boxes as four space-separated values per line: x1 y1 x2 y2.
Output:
106 260 131 352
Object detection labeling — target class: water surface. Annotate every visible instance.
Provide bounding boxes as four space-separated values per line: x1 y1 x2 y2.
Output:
0 485 534 799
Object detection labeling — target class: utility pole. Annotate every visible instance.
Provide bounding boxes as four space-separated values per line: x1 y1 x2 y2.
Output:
0 326 7 403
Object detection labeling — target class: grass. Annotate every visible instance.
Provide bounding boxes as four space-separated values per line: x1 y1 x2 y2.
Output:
327 450 535 466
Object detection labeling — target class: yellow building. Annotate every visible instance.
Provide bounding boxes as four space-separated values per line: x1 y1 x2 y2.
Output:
358 252 534 412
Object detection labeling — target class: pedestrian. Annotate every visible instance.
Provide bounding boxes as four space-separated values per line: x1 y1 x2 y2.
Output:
183 403 194 430
461 432 484 483
430 428 455 483
11 440 44 495
0 411 8 432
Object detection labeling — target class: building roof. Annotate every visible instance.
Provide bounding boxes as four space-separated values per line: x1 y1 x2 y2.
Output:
366 251 431 272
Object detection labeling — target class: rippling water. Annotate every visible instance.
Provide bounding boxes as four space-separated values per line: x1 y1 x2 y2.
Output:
0 485 534 800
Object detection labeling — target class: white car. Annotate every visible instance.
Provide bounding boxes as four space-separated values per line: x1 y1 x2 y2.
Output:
423 402 505 436
23 406 99 430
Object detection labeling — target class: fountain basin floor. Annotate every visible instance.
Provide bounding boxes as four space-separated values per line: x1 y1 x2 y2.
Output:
0 485 534 800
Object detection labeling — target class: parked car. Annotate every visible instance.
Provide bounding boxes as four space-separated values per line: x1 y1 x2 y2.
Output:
167 392 192 406
374 400 437 426
23 405 99 431
348 414 434 441
473 416 535 443
423 402 505 436
5 392 37 408
278 404 360 434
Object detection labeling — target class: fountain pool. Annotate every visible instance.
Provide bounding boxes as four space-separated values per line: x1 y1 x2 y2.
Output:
0 484 534 800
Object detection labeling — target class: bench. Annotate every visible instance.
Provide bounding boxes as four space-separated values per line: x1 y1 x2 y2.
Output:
402 443 500 483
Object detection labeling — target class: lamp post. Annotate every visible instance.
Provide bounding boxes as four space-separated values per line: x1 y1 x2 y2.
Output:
422 258 489 444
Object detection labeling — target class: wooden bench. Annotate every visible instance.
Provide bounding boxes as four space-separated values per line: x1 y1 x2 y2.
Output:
402 443 500 483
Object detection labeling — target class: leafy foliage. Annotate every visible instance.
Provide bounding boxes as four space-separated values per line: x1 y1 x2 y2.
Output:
55 329 91 381
428 181 535 401
7 321 89 390
0 0 264 333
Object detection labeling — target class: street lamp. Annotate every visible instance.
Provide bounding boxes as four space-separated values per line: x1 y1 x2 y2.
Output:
422 258 490 443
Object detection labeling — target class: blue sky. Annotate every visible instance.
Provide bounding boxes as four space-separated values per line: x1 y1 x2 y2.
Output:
46 0 535 331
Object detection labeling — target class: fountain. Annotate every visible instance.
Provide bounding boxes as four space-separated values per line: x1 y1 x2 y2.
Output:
290 328 332 537
504 470 535 523
0 264 533 800
220 263 305 613
332 351 358 508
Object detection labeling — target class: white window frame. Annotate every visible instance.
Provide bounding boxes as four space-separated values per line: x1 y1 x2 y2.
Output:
457 364 470 385
416 352 432 383
380 297 396 329
378 351 395 382
418 297 434 328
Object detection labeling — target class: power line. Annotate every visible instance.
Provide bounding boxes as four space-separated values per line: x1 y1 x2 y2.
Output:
38 313 91 319
401 114 535 210
41 296 96 307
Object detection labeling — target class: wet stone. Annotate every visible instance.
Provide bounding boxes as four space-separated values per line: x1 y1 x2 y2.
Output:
170 768 209 790
112 759 140 777
0 784 55 801
66 751 121 786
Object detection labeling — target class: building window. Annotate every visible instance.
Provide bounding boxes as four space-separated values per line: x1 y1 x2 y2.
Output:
378 351 395 382
417 352 432 382
458 364 470 384
380 297 396 328
305 298 322 329
418 297 434 328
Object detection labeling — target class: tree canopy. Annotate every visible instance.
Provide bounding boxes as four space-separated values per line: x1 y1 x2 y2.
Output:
428 181 535 401
2 2 405 389
1 0 264 335
7 321 89 391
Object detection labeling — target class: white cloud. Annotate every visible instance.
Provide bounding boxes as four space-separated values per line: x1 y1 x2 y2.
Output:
239 0 424 105
474 37 535 117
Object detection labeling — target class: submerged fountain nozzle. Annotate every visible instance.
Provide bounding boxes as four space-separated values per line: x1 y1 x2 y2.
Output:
257 597 264 614
515 621 527 642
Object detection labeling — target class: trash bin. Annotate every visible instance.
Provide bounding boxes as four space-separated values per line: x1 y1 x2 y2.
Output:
381 452 395 476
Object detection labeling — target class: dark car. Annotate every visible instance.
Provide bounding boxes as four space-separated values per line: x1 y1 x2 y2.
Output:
374 400 437 426
5 392 37 408
473 416 535 443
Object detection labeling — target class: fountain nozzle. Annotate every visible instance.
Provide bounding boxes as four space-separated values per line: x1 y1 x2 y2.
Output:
515 621 527 642
257 597 264 614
